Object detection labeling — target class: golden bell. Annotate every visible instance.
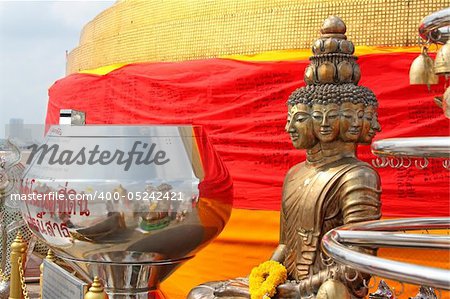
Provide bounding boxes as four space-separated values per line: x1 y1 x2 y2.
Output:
434 40 450 75
409 46 439 85
316 279 351 299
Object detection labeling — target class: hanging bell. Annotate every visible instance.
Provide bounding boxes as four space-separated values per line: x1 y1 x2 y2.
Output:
434 39 450 75
409 46 439 86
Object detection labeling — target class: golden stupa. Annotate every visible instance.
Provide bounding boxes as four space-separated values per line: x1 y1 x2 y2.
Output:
66 0 449 74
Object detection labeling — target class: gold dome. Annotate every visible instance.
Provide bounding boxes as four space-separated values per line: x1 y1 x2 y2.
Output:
66 0 450 74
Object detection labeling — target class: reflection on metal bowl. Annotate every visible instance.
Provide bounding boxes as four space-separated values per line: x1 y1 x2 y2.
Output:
20 125 233 298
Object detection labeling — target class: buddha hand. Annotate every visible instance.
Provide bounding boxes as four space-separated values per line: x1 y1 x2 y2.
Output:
275 281 300 299
213 277 250 297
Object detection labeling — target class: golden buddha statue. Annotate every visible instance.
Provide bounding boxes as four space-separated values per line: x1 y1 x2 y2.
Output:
188 16 382 299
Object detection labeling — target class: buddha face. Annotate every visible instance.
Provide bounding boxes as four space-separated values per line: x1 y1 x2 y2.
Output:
359 106 381 144
339 102 364 142
311 103 340 143
285 104 317 149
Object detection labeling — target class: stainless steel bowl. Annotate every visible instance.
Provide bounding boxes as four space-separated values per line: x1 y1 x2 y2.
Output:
20 125 233 298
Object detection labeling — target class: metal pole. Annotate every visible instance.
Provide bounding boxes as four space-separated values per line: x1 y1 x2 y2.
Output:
321 217 450 290
336 230 450 249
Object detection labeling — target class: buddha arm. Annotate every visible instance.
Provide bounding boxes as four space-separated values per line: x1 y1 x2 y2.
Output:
270 244 287 262
297 165 382 297
272 164 299 263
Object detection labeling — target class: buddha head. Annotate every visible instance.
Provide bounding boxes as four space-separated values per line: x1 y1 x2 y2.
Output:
338 85 373 143
285 89 318 149
311 102 340 143
359 88 381 144
339 101 364 142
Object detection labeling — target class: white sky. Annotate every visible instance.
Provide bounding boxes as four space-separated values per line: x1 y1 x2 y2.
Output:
0 0 113 138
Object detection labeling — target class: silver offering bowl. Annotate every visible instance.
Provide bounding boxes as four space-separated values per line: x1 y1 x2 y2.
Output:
20 125 233 298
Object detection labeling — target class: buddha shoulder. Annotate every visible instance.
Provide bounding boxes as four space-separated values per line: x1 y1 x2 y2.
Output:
340 163 381 188
284 161 306 182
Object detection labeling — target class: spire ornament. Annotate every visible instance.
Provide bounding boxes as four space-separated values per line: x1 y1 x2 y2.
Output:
305 16 360 85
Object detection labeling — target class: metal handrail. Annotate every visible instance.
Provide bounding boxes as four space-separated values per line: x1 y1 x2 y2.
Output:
321 217 450 290
419 7 450 44
371 137 450 158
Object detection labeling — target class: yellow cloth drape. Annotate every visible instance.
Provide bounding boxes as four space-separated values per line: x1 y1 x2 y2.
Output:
78 46 421 75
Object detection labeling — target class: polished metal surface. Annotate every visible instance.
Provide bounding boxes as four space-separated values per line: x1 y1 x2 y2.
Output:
372 137 450 158
322 217 450 290
338 217 450 231
419 8 450 44
20 125 233 298
336 230 450 249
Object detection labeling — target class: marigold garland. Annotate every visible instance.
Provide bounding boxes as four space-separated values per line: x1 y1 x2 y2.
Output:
249 260 287 299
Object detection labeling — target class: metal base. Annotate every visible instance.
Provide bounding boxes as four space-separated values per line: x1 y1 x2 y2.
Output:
62 257 185 299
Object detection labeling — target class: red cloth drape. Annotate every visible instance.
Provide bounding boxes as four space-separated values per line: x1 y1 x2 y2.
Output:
46 53 450 217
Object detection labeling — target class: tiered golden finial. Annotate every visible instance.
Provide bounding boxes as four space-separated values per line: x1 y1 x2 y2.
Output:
84 277 108 299
304 16 360 85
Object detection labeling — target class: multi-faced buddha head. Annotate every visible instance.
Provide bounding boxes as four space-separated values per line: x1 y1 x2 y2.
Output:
286 84 380 147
